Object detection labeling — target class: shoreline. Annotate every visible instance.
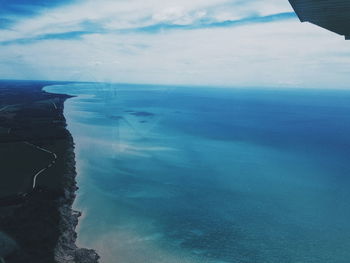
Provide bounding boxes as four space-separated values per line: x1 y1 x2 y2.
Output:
54 135 99 263
44 84 100 263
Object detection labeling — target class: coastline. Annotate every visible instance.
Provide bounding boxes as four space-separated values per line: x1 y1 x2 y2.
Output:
0 81 99 263
43 83 100 263
54 135 99 263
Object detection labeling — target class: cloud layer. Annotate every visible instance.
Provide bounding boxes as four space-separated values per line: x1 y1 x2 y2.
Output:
0 0 350 88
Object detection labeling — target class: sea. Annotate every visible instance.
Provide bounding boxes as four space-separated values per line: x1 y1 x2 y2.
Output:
45 83 350 263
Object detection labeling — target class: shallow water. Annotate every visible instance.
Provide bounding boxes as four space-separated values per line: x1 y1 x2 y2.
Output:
46 84 350 263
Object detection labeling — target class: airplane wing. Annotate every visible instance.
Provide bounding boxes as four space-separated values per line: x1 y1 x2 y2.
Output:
288 0 350 39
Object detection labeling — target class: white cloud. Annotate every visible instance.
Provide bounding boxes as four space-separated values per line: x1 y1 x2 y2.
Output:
0 0 349 88
0 0 291 41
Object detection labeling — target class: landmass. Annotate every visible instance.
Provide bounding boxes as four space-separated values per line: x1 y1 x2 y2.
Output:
0 80 99 263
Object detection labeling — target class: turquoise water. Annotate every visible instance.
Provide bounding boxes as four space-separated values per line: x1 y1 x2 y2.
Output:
46 84 350 263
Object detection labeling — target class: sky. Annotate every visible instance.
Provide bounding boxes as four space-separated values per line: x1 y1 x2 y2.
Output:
0 0 350 88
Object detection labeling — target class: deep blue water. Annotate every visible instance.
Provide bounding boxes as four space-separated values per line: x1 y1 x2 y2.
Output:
46 84 350 263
